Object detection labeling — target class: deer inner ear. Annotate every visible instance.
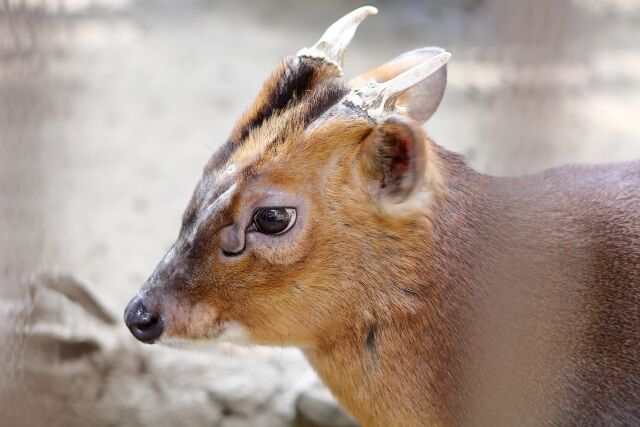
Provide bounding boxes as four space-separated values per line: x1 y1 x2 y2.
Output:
362 117 426 204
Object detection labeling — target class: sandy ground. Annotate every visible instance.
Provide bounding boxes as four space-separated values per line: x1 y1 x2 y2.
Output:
2 0 640 405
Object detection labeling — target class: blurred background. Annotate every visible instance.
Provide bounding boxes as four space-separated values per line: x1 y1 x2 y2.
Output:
1 0 639 426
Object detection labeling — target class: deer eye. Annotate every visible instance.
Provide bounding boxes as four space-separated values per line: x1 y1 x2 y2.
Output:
252 207 296 235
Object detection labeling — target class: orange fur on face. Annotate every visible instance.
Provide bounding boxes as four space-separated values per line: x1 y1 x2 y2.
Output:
131 49 640 427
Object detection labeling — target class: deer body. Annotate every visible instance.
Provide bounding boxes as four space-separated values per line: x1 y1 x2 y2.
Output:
307 150 640 425
125 7 640 426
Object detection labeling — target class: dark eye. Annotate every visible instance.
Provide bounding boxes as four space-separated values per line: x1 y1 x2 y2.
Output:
252 207 296 235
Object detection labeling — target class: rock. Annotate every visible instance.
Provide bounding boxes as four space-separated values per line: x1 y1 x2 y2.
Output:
0 272 352 427
295 381 359 427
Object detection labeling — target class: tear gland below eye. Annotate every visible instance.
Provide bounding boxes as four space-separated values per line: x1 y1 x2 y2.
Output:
252 207 296 235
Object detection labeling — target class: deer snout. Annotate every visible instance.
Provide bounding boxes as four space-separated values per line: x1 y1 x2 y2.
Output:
124 295 164 344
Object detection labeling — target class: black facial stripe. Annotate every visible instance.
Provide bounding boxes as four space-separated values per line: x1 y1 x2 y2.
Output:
265 80 349 154
205 139 237 174
181 210 197 233
300 82 349 128
206 58 347 175
181 180 235 236
206 58 321 175
235 57 318 143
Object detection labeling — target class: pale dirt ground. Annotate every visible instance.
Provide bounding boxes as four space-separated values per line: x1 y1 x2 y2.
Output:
1 0 640 419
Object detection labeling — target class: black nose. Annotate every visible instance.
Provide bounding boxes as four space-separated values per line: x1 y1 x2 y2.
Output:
124 296 164 343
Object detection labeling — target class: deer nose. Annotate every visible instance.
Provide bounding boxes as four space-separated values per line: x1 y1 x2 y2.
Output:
124 296 164 344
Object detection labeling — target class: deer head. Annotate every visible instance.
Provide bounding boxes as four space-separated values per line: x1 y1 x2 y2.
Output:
125 6 450 348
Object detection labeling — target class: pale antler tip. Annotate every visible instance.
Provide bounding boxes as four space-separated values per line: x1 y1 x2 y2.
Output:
297 5 379 71
361 5 379 16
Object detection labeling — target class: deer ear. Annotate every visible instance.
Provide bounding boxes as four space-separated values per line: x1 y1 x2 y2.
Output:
361 117 426 204
350 47 447 124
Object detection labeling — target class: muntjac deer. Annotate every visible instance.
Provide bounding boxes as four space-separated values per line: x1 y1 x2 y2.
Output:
125 6 640 426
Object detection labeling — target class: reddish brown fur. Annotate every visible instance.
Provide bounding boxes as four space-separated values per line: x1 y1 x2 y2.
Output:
128 54 640 426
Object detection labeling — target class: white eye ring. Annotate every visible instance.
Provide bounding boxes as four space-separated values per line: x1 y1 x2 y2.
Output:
252 207 297 235
281 208 297 234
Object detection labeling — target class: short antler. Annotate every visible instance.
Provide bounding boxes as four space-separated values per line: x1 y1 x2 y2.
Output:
297 5 378 73
344 51 451 120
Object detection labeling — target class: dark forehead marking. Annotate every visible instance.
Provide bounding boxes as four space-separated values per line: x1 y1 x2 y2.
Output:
235 57 324 143
266 79 349 154
205 57 342 174
298 80 349 128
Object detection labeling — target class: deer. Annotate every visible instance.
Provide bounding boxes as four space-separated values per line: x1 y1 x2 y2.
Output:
125 6 640 426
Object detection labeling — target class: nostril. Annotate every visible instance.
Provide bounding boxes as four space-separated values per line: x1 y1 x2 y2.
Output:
133 313 160 330
125 297 164 344
131 314 164 343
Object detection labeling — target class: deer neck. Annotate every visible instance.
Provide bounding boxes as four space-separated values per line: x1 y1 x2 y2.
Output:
304 145 488 426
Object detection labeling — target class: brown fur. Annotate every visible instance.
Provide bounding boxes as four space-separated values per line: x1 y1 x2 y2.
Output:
129 55 640 426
